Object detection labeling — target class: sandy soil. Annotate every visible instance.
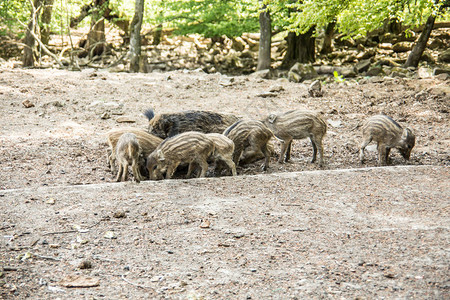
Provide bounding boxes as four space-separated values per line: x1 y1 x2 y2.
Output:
0 68 449 299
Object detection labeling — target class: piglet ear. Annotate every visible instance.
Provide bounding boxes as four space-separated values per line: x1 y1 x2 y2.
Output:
401 128 409 139
268 114 277 124
157 149 165 161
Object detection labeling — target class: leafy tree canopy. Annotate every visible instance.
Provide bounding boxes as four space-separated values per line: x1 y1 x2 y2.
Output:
153 0 260 38
265 0 449 38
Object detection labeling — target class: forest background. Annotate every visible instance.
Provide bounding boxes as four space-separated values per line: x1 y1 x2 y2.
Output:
0 0 449 76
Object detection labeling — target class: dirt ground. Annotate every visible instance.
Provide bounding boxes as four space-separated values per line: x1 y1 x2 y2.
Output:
0 67 449 299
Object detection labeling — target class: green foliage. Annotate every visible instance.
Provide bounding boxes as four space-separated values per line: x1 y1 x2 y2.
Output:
154 0 260 38
266 0 448 39
0 0 30 36
333 70 345 83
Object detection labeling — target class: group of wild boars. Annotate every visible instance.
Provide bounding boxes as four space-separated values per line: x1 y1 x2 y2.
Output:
224 120 274 171
144 109 240 139
105 108 416 183
106 128 163 181
146 131 215 180
262 110 327 166
360 114 416 166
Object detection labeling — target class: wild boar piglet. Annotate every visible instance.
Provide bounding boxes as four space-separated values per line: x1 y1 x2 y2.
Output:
146 131 215 180
115 133 144 183
206 133 237 176
224 120 273 171
106 127 162 178
262 110 327 166
360 114 415 166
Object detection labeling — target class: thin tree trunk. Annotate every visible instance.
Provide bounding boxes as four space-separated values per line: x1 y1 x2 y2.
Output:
129 0 145 72
86 0 107 58
257 3 271 71
320 21 335 55
40 0 54 45
281 26 316 69
23 0 42 67
404 14 435 68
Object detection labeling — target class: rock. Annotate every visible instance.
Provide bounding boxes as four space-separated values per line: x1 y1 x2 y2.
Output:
250 69 271 79
390 67 410 78
22 99 35 108
392 42 412 53
343 54 357 63
78 260 93 269
232 37 246 52
438 48 450 63
433 68 450 76
420 51 435 64
219 77 235 87
199 219 210 228
269 84 284 92
59 275 99 288
256 91 278 98
116 116 135 123
367 76 384 83
376 59 400 67
354 59 371 73
366 67 383 77
341 68 357 78
417 67 433 79
327 119 343 128
378 43 393 50
100 112 110 119
435 73 449 81
113 210 126 218
107 64 125 73
308 80 323 97
103 231 117 239
288 63 318 83
42 100 64 108
356 49 376 60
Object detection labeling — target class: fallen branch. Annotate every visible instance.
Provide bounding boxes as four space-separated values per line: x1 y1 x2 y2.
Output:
120 275 155 291
42 220 102 236
32 253 61 261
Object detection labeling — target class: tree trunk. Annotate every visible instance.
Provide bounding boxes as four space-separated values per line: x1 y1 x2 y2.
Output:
404 14 436 68
320 21 335 55
129 0 145 72
40 0 54 45
23 0 43 67
257 3 271 71
86 0 107 58
153 23 163 45
281 26 316 70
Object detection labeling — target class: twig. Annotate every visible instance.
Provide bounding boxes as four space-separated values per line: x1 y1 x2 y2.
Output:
92 255 116 262
42 220 102 236
120 275 155 291
32 253 61 261
42 229 77 236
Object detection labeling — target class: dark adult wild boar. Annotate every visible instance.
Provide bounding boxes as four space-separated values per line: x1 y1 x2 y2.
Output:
360 114 415 166
206 133 237 176
262 110 327 166
144 109 240 139
223 120 273 171
146 131 215 180
115 133 144 183
106 127 163 177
